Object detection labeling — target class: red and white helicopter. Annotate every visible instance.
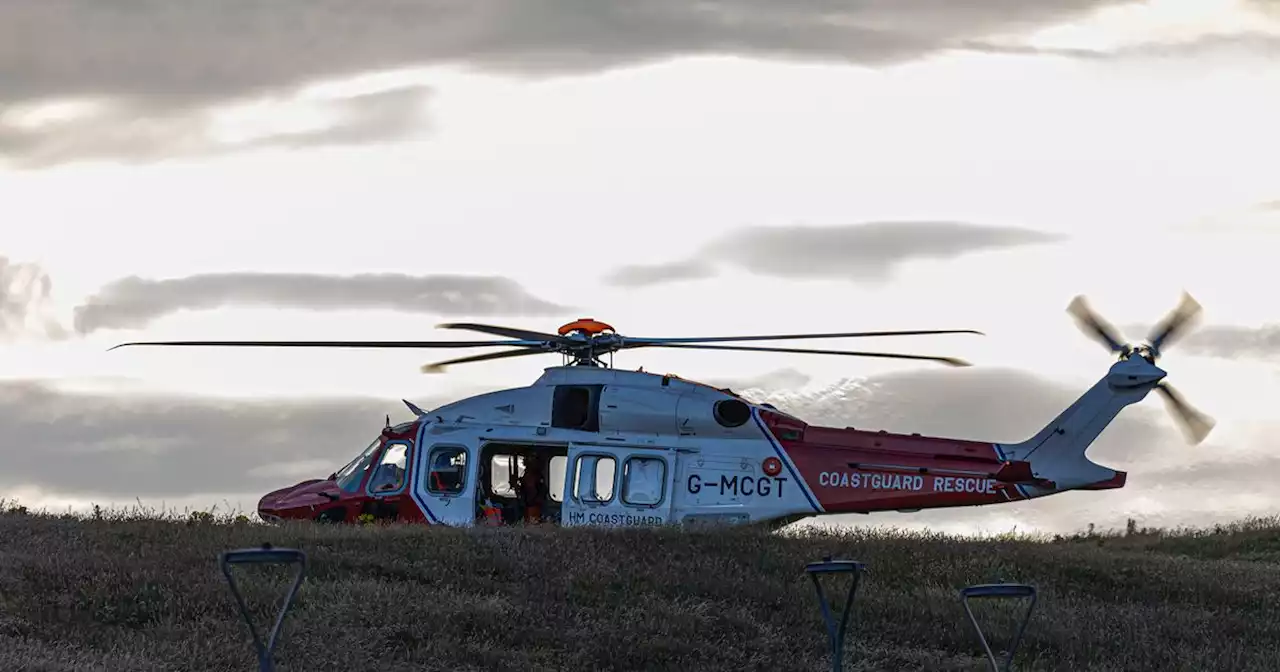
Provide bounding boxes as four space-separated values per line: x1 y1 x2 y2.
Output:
112 294 1213 528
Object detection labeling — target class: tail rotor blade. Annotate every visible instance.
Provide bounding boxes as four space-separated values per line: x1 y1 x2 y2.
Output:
1155 381 1215 445
1147 292 1203 354
1066 296 1129 354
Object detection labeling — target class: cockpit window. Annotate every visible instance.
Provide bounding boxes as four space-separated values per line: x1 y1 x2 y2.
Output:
367 442 410 494
335 437 382 493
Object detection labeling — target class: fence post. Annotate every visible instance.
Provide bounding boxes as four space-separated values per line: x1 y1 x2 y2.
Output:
958 582 1037 672
220 543 308 672
804 556 867 672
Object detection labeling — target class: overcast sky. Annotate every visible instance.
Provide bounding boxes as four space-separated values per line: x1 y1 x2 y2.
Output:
3 0 1280 535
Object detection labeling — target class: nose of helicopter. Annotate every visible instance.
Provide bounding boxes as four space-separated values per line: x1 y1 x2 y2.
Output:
256 487 291 522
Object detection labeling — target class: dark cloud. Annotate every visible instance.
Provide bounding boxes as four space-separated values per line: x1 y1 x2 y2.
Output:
601 260 718 288
735 366 1167 450
0 379 454 500
606 222 1061 287
0 0 1126 165
956 31 1280 62
735 366 1274 534
1172 325 1280 360
72 271 573 334
0 256 66 341
1 364 1265 534
1115 321 1280 360
0 85 432 169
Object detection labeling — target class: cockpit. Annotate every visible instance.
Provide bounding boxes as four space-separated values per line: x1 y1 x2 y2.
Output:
333 437 382 493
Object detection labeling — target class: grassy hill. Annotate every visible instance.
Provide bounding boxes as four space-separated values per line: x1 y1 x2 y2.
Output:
2 501 1278 671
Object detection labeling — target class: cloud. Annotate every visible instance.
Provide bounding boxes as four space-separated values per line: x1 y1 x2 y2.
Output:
0 0 1127 165
0 379 454 502
0 85 432 169
0 256 66 341
1 364 1268 534
606 221 1061 287
1113 320 1280 361
72 271 573 334
601 260 718 288
734 366 1280 534
1174 325 1280 359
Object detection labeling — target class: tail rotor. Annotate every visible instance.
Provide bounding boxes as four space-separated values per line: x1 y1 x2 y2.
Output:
1066 292 1215 445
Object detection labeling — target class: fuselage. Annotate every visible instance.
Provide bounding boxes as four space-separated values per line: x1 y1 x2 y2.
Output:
257 365 1126 528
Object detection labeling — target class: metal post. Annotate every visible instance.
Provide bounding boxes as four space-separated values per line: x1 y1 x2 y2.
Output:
959 583 1038 672
804 556 867 672
219 543 308 672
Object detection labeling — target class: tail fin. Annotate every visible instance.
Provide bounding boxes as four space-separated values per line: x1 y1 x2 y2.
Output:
997 356 1166 492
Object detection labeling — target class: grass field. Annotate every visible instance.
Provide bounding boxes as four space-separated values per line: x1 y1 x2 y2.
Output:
1 501 1278 672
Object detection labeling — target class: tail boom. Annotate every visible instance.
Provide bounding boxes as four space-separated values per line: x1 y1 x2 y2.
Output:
759 356 1158 515
758 410 1049 515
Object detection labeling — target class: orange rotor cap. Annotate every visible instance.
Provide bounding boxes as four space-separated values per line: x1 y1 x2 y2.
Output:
557 318 615 336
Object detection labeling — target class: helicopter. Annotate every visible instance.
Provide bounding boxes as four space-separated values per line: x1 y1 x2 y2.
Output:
109 293 1215 528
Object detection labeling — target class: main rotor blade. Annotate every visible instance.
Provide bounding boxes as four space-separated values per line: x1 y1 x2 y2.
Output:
621 329 984 346
421 347 550 373
1155 381 1215 445
636 342 971 366
108 339 546 351
436 322 571 344
1066 296 1128 354
1147 292 1202 354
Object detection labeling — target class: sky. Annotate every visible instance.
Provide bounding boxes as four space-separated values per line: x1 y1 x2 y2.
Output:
3 0 1280 535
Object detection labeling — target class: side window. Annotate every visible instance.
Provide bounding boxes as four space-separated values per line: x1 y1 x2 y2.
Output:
426 446 468 495
621 456 666 506
548 455 567 503
490 454 525 498
573 454 615 503
367 442 410 494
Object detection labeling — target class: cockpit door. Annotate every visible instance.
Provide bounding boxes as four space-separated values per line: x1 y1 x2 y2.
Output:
561 443 675 528
362 440 422 522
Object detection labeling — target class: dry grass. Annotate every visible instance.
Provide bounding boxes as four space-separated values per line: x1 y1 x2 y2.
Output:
1 499 1278 671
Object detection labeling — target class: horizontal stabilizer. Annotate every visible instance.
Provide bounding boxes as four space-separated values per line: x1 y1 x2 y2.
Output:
994 460 1036 483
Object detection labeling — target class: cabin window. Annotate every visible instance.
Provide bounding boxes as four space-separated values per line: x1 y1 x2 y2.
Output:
548 455 567 502
621 456 666 506
489 454 525 498
573 454 616 503
426 446 468 495
367 441 411 495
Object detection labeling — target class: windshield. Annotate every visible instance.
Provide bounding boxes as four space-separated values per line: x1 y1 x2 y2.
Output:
334 437 383 493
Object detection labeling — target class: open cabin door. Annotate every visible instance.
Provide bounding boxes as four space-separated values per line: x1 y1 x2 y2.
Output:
562 443 675 527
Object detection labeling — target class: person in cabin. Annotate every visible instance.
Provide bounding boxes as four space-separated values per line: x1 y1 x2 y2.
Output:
518 458 547 524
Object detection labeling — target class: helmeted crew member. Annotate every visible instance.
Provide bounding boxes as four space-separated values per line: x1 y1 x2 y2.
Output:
518 458 547 524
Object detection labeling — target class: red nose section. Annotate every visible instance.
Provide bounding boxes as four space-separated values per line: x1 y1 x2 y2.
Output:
1079 471 1127 490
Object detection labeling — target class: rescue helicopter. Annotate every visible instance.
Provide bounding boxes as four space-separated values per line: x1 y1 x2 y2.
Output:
110 293 1214 528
